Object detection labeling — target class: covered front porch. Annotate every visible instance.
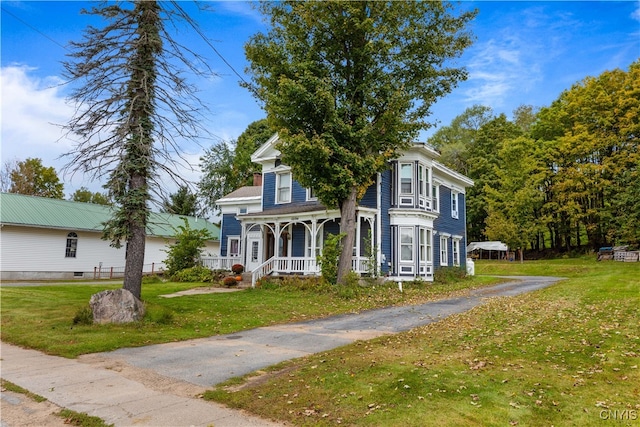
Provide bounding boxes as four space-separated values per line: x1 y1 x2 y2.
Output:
210 205 380 286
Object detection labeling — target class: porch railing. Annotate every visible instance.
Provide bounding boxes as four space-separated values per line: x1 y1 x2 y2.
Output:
251 257 276 287
202 255 374 287
200 256 242 271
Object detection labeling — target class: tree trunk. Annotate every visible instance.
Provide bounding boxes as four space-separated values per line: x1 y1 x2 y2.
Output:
120 1 158 300
123 220 146 300
337 186 358 284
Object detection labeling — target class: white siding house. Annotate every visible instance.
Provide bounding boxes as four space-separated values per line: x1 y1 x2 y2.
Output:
0 193 220 280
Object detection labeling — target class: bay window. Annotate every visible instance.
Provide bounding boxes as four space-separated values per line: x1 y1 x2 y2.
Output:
400 227 414 262
400 163 413 195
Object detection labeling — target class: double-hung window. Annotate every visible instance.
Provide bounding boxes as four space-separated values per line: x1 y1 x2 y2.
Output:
65 232 78 258
419 228 432 263
276 172 291 204
418 164 430 209
451 191 459 219
228 236 241 257
305 226 323 258
400 163 413 195
400 227 414 262
307 187 317 201
452 239 461 266
432 184 439 212
440 236 449 266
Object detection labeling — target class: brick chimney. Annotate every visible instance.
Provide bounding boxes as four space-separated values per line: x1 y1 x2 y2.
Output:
253 173 262 186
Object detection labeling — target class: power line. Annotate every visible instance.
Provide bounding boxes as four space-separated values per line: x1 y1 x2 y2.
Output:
168 1 249 85
2 4 249 85
1 6 70 52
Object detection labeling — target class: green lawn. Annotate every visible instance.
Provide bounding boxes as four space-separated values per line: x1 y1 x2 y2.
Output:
0 274 497 358
204 258 640 426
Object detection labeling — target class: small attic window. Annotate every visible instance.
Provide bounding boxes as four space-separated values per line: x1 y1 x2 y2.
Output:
65 232 78 258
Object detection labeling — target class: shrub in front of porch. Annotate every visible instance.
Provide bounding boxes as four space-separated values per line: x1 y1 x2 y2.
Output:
171 266 216 282
164 218 212 277
231 264 244 274
317 233 344 285
434 266 467 284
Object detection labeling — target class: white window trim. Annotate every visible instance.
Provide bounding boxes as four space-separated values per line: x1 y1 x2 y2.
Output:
306 188 317 201
451 191 459 219
419 227 433 264
418 164 431 209
276 172 291 204
452 238 460 266
440 236 449 266
250 240 260 263
227 236 241 257
400 226 414 262
305 226 323 258
432 184 440 212
399 162 413 196
65 232 78 258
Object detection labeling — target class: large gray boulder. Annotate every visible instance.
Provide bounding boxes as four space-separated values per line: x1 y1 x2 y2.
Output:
90 289 145 324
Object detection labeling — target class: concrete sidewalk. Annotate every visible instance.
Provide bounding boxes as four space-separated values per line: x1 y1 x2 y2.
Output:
0 343 281 427
1 276 562 426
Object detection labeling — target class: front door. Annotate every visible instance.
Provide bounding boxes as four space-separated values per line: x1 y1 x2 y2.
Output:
246 231 262 272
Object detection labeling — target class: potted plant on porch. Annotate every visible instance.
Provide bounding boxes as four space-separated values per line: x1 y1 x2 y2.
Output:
231 264 244 281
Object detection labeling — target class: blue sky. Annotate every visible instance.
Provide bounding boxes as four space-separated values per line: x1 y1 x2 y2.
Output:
2 1 639 198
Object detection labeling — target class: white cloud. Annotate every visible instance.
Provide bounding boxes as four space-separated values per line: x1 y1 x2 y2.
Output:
1 64 73 158
0 65 88 191
631 4 640 22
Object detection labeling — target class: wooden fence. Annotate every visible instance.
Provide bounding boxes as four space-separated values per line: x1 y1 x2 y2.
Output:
93 263 165 279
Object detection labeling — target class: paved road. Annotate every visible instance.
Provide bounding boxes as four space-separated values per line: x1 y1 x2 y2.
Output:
91 275 563 387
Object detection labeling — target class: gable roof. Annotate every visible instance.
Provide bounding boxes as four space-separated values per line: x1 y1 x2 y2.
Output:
0 192 219 240
217 186 262 201
251 132 281 164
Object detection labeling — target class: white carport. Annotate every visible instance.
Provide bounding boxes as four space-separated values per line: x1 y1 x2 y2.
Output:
466 241 509 260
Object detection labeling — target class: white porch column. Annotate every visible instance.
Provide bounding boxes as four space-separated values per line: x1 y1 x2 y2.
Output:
241 222 247 268
377 173 383 274
355 211 361 271
311 219 318 272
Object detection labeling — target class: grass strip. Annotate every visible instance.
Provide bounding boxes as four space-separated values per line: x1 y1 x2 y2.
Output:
204 258 640 426
1 274 498 358
1 379 112 427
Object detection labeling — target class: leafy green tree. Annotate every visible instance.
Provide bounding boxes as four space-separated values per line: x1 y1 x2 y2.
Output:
532 61 639 250
456 114 522 242
245 1 476 283
484 136 545 258
199 119 274 213
512 104 539 134
608 62 640 247
162 185 202 217
62 2 212 299
9 158 64 199
70 187 111 205
199 140 237 213
233 119 273 185
428 105 494 176
164 218 212 277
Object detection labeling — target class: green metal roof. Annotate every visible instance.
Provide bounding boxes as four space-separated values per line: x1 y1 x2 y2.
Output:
0 192 219 240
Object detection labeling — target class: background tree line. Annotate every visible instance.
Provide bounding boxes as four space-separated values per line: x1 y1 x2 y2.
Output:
6 61 637 257
1 157 202 216
428 61 639 253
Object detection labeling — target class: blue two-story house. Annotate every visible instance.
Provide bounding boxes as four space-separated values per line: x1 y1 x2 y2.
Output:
215 134 473 286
